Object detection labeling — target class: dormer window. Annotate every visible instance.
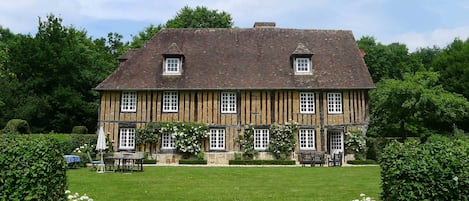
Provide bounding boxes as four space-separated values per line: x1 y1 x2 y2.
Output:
162 42 184 75
295 58 311 74
164 58 181 75
291 43 313 75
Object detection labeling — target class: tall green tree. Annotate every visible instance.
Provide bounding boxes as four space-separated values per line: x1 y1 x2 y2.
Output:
357 36 423 82
130 6 233 48
165 6 233 28
4 15 118 132
432 38 469 99
368 71 469 139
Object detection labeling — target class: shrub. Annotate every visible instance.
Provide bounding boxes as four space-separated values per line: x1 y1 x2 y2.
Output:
239 125 258 159
268 121 297 160
0 134 67 200
229 160 296 165
380 136 469 201
2 119 31 134
178 159 207 165
71 126 88 134
347 160 377 165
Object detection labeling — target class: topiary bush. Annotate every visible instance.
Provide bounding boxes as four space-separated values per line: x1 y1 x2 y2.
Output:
71 126 88 134
380 135 469 201
2 119 31 134
0 134 67 200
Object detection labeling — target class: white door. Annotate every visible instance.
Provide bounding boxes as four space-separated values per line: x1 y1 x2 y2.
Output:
329 130 344 154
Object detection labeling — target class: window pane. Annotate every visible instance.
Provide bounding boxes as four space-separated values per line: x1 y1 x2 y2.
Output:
327 93 342 114
162 133 175 149
210 129 225 150
295 58 310 73
121 91 137 112
119 128 135 149
221 92 236 113
299 129 315 150
300 92 315 113
254 129 269 150
165 58 180 73
163 91 178 112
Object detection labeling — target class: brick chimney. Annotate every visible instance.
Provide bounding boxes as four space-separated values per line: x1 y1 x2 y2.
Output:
253 22 276 28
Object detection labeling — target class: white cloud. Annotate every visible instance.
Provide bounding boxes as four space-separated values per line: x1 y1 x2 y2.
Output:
393 26 469 51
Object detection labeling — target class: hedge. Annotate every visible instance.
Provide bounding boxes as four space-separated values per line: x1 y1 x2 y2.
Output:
71 126 88 134
380 136 469 201
178 159 207 165
346 160 377 165
0 134 67 200
229 160 296 165
2 119 31 134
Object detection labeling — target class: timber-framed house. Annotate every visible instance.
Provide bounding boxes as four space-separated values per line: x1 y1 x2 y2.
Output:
95 22 374 164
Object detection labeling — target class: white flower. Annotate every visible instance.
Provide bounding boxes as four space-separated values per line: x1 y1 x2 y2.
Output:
65 190 71 194
360 193 365 197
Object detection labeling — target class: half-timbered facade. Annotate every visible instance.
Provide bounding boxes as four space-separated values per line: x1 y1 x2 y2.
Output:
95 22 374 164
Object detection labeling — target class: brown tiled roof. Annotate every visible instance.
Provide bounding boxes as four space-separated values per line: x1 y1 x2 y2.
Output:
96 27 374 90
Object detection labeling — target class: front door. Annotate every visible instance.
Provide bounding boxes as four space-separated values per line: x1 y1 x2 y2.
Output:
328 130 344 154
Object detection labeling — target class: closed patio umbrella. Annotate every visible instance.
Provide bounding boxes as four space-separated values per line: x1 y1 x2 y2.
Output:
96 127 107 164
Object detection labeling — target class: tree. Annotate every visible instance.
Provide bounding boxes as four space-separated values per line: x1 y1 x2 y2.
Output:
368 71 469 139
165 6 233 28
432 38 469 99
130 6 233 48
130 24 163 48
412 46 441 71
357 36 423 82
3 15 118 132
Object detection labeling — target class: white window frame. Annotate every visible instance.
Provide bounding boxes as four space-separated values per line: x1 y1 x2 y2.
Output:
254 129 269 151
299 129 316 150
161 133 175 149
162 91 178 112
299 92 315 114
164 58 181 75
221 92 237 114
121 91 137 112
327 92 343 114
209 129 225 150
294 58 311 74
119 128 135 150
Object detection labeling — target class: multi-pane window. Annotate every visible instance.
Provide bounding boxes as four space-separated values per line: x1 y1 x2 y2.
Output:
165 58 181 74
163 91 178 112
221 92 236 113
119 128 135 150
327 92 342 114
295 58 311 73
209 129 225 150
300 92 315 113
121 91 137 112
161 133 175 149
299 129 315 150
254 129 269 150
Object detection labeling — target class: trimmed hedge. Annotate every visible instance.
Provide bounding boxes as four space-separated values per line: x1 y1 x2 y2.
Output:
346 160 377 165
143 159 157 164
0 134 67 200
178 159 207 165
229 160 296 165
2 119 31 134
380 136 469 201
71 126 88 134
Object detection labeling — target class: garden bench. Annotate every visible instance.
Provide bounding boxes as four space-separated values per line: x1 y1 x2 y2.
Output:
299 151 325 167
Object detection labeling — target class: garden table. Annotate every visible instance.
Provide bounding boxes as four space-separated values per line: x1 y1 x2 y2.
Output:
64 155 80 168
106 153 144 172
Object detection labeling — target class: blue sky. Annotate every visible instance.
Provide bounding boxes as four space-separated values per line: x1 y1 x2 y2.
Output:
1 0 469 51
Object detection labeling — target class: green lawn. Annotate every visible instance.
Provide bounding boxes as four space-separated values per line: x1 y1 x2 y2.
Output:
67 166 381 201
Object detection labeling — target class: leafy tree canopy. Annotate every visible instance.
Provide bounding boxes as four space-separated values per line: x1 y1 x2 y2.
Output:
357 36 424 83
432 38 469 99
130 6 233 48
368 71 469 138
